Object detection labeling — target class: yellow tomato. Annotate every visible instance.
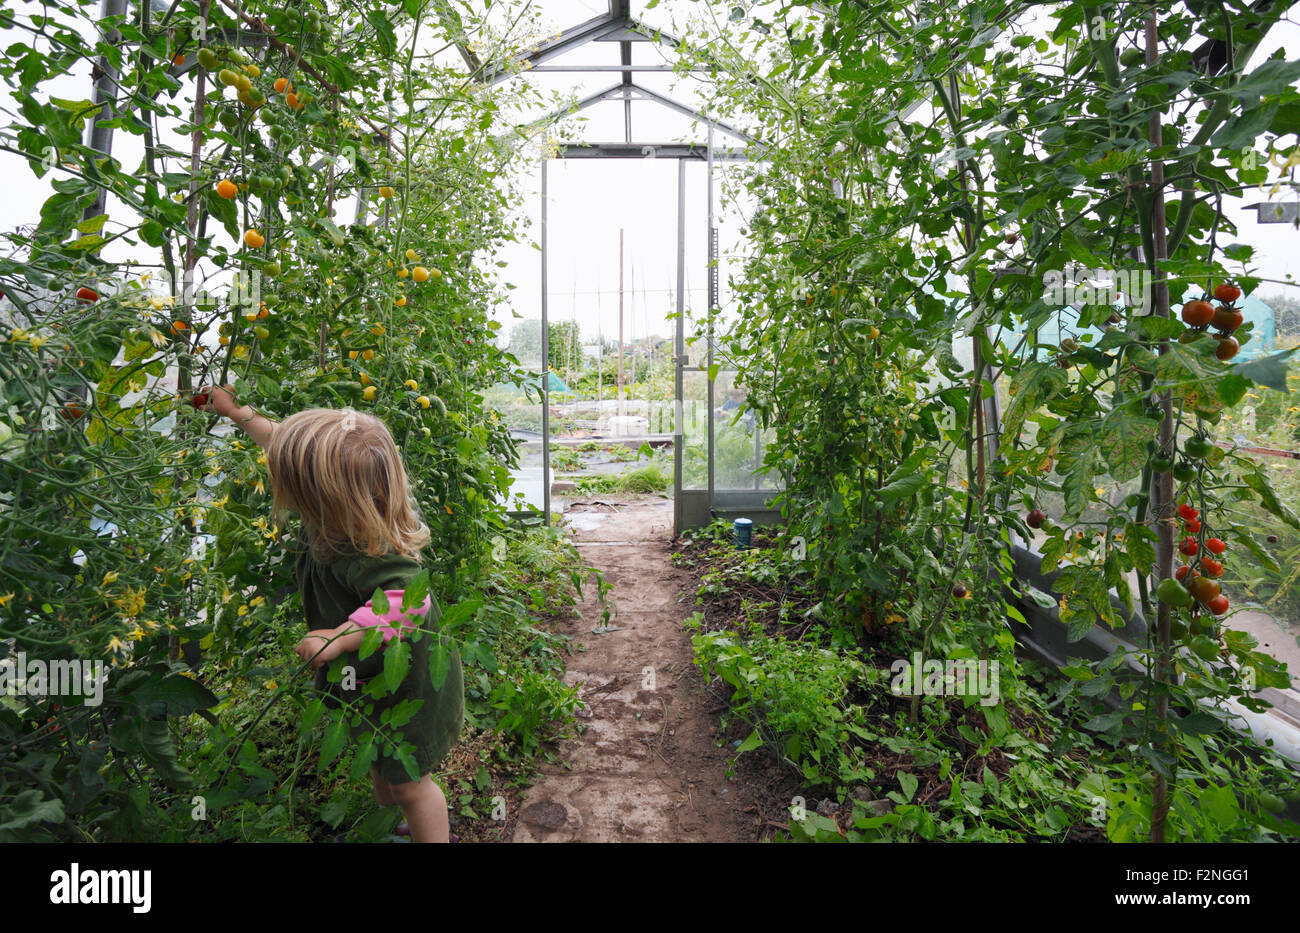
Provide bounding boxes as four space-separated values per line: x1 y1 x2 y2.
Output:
362 349 375 361
362 386 377 402
417 395 430 409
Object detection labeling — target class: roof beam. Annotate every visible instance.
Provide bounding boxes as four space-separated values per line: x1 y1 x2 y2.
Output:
478 12 623 84
556 142 756 161
615 83 755 145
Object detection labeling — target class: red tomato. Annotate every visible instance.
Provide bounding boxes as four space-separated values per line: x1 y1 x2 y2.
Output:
1205 537 1226 554
1179 537 1199 557
1181 300 1214 327
1207 594 1229 616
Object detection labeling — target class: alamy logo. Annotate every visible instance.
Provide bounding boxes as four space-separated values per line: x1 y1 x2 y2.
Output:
49 864 151 913
0 653 105 706
889 652 1000 707
1042 264 1152 314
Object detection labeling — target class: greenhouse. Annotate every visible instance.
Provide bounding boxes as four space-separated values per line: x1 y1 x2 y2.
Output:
2 0 1300 863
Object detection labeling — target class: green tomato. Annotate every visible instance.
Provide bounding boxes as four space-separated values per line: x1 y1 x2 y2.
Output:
1169 618 1190 641
1259 792 1285 814
253 325 270 340
1156 578 1192 608
1190 635 1220 661
1173 461 1196 483
1150 455 1174 473
197 48 219 71
1185 436 1214 459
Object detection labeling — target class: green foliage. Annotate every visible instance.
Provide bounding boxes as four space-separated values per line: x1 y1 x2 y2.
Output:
675 0 1300 840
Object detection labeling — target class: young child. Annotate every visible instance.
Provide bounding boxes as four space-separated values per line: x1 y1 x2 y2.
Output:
204 384 464 843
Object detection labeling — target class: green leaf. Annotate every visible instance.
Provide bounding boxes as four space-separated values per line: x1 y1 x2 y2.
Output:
383 638 410 693
1233 349 1297 393
436 597 481 635
1244 468 1300 529
428 641 451 690
1216 372 1251 406
76 213 108 234
896 770 918 803
0 790 65 831
140 717 193 789
358 626 384 661
316 216 346 247
401 569 430 612
1096 410 1159 481
366 11 398 56
319 715 347 770
737 729 763 753
878 472 927 504
371 588 390 616
129 672 220 716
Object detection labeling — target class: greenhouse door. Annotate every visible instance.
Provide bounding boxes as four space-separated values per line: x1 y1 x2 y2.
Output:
673 155 779 537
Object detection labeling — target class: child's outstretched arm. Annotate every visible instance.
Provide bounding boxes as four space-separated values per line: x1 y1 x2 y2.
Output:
293 591 431 669
203 383 277 448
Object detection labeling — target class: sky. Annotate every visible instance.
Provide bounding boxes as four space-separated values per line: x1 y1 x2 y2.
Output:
1 0 1297 362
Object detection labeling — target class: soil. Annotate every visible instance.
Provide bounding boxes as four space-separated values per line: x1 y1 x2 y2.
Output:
509 496 802 842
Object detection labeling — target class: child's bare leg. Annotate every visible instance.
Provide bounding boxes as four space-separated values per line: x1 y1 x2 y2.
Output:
370 768 396 806
388 774 448 843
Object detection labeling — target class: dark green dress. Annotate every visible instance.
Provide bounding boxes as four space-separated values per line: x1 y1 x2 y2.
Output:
295 540 464 784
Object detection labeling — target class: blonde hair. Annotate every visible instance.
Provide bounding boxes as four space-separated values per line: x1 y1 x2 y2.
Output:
266 408 430 562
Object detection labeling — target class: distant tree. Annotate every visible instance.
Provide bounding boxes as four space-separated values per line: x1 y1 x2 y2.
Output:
507 318 584 373
508 319 544 366
1262 292 1300 337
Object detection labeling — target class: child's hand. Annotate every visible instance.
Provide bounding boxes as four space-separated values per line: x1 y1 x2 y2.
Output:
200 383 241 419
295 630 342 669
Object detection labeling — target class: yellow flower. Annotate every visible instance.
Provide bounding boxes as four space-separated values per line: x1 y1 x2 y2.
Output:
265 679 278 690
221 589 233 605
1094 487 1105 497
9 328 28 342
102 570 119 586
113 586 146 618
107 636 125 653
253 478 264 494
212 494 229 508
237 605 249 617
0 592 13 607
149 328 167 347
129 626 145 640
249 596 265 608
28 335 48 349
257 452 267 465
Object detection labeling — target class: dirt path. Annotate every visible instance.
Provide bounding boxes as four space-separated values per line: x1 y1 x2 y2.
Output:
510 497 783 842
